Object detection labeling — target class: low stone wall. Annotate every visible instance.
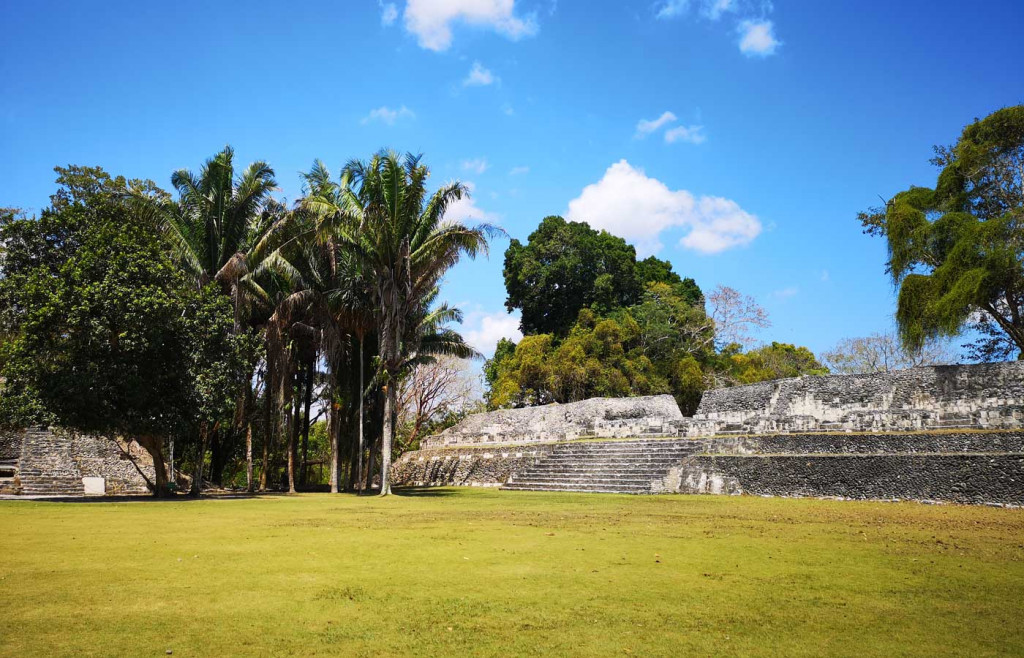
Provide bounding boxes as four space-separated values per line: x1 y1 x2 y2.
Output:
678 454 1024 505
701 431 1024 455
675 430 1024 505
420 395 683 448
391 444 555 487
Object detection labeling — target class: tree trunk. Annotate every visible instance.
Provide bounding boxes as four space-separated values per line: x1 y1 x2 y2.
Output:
245 421 254 494
135 434 169 497
261 360 273 491
380 380 395 496
287 364 300 494
300 356 314 486
329 366 340 494
191 421 208 497
357 337 365 492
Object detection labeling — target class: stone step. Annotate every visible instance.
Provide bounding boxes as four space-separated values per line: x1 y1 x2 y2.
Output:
520 460 686 468
502 482 654 494
510 476 660 486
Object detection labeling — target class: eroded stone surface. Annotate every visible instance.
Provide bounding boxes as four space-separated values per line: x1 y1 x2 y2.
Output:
420 394 683 448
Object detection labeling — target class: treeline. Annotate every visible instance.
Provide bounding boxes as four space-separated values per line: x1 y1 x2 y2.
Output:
483 216 827 414
0 149 495 496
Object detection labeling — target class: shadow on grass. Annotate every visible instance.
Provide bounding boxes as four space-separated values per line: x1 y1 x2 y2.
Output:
2 492 294 504
391 487 463 498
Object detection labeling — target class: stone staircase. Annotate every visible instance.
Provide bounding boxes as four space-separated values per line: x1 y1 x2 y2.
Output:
18 428 84 496
501 439 701 494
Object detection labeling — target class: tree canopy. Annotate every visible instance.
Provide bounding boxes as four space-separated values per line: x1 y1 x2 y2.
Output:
503 216 697 336
860 105 1024 360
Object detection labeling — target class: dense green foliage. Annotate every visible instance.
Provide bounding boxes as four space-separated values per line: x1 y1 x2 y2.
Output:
2 490 1023 656
0 150 491 496
0 167 253 493
490 215 825 412
503 216 698 336
860 105 1024 360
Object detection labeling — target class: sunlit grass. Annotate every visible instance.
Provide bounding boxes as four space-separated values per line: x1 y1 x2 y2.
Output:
1 489 1022 657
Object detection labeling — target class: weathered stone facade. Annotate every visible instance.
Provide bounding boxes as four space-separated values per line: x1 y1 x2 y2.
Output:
0 427 155 496
420 394 683 448
419 362 1024 449
397 362 1024 504
684 361 1024 436
390 444 554 487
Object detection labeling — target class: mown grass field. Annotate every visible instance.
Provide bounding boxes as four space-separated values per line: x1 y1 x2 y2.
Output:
1 488 1022 657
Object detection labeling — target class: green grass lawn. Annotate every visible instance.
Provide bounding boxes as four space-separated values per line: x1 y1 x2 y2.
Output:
1 489 1022 657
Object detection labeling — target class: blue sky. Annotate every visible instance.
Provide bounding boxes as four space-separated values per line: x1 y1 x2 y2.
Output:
2 0 1022 358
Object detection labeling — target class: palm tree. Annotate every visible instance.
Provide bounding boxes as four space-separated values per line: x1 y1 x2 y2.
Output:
338 151 500 495
133 146 277 494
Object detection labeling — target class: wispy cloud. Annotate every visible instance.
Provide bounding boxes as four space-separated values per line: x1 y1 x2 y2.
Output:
461 158 489 174
772 286 799 299
664 124 706 144
379 1 398 26
361 105 415 125
656 0 781 57
636 111 678 138
738 19 780 57
509 165 530 176
463 61 497 86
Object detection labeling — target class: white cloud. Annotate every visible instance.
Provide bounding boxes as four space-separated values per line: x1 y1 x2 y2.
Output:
380 1 398 26
664 124 706 144
820 269 830 282
703 0 734 20
361 105 415 125
460 158 489 174
444 182 499 224
501 103 515 116
463 61 497 86
656 0 689 19
635 111 678 138
403 0 538 52
509 165 529 176
463 310 523 356
566 160 761 256
738 20 780 57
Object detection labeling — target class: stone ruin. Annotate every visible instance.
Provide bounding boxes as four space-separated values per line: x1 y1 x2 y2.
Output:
0 427 154 497
422 361 1024 448
395 361 1024 505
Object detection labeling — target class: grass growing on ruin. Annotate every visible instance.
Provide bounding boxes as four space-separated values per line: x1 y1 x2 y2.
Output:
1 490 1023 657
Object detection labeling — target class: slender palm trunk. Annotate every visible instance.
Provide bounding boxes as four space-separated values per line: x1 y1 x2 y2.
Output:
260 358 274 491
357 337 365 492
300 356 313 486
287 362 300 494
380 375 396 496
328 363 340 493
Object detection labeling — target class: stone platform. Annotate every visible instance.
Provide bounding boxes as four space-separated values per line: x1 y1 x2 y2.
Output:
392 431 1024 505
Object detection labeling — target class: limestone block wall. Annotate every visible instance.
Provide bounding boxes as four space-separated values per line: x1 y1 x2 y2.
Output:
420 395 683 448
686 361 1024 436
391 444 555 487
8 428 154 495
679 454 1024 505
676 430 1024 505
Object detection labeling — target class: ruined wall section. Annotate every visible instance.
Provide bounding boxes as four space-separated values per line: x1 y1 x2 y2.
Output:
686 361 1024 437
6 428 154 496
420 395 683 448
675 430 1024 505
391 444 555 487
